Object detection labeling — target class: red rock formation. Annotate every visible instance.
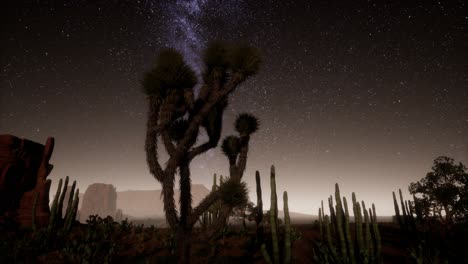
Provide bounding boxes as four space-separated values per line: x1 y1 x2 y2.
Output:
0 134 54 227
79 183 117 222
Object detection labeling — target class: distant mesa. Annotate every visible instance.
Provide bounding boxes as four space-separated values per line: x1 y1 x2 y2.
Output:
117 184 210 218
79 183 117 222
73 183 211 223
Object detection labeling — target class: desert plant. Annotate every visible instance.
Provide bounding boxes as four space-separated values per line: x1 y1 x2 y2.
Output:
143 41 261 263
409 156 468 225
393 189 417 234
208 113 259 231
198 174 223 230
314 184 381 264
48 176 80 235
261 165 292 264
392 188 453 263
63 215 117 264
255 170 264 242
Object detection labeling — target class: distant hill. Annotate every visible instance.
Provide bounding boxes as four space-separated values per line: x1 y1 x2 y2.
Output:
116 184 210 218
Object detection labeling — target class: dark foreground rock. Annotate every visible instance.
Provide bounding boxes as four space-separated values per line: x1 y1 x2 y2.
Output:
0 134 54 228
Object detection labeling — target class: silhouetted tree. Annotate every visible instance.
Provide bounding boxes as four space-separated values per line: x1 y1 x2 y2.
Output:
409 156 468 225
207 113 259 232
142 42 261 263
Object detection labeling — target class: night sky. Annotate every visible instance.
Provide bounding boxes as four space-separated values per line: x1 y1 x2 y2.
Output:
1 0 467 215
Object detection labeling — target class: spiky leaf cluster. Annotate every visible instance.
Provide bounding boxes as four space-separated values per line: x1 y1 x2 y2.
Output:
203 41 230 72
229 45 261 77
168 118 189 143
202 42 261 81
221 136 240 160
142 48 197 98
235 113 259 135
218 178 249 208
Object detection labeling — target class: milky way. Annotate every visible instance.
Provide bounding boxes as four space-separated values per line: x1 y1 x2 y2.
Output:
157 0 247 76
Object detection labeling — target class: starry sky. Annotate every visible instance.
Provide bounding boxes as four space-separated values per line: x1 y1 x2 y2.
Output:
1 0 467 216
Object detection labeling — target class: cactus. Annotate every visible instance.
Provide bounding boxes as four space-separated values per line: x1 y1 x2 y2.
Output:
392 191 402 227
315 184 381 264
255 170 264 242
283 191 291 264
261 165 292 264
343 197 355 264
269 165 279 264
198 173 226 230
371 204 382 261
48 178 63 232
48 177 80 235
392 189 452 264
393 189 418 233
57 176 69 219
334 184 348 260
64 189 79 233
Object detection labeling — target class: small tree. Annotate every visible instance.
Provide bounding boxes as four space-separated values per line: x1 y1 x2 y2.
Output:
409 156 468 225
206 113 259 232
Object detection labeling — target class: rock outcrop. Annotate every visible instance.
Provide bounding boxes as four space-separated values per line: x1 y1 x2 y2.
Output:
79 183 117 222
0 134 54 228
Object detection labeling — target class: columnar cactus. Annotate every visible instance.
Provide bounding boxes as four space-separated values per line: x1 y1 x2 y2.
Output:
392 189 417 234
315 184 381 264
261 165 292 264
255 170 264 242
48 178 63 232
48 176 80 235
199 174 222 229
392 191 402 227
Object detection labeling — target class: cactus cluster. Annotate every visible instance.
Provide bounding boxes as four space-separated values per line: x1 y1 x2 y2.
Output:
315 184 381 264
261 165 292 264
199 174 224 229
392 189 421 233
48 176 80 234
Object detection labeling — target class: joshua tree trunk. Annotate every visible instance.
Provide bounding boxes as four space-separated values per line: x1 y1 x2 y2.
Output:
175 226 192 264
176 161 192 262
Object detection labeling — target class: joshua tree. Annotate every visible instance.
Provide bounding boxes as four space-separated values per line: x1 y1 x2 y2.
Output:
205 113 259 231
142 42 261 263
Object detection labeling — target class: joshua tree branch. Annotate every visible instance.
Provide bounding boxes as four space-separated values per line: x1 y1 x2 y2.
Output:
177 73 243 153
162 130 176 156
162 173 179 229
236 135 251 178
179 162 192 227
145 97 164 181
229 165 238 180
187 140 218 162
162 75 243 176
